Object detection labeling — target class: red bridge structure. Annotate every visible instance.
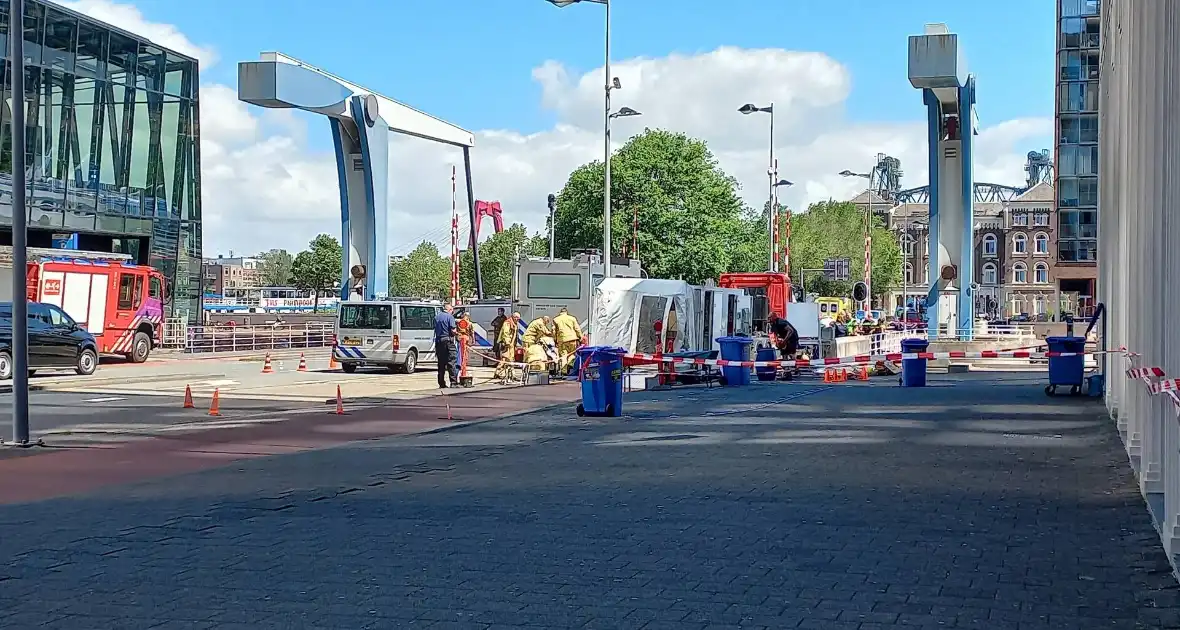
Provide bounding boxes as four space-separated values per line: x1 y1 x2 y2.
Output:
470 200 505 248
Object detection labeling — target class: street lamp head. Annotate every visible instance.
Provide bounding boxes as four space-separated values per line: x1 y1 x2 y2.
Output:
738 103 760 115
612 77 622 90
775 179 793 187
838 170 856 177
545 0 607 5
614 106 641 118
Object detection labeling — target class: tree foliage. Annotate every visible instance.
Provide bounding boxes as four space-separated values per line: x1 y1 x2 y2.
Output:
290 234 342 306
256 248 294 287
389 241 451 298
786 201 901 299
552 129 761 283
459 223 548 298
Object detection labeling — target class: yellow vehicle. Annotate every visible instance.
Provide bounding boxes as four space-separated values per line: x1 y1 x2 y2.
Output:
816 297 852 318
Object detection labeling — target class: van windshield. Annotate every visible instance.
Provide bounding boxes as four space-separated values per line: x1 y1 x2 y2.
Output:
339 304 393 329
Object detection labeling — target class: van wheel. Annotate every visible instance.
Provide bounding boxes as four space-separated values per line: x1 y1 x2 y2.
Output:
0 351 11 380
341 363 357 374
76 349 98 376
128 332 151 363
395 349 418 374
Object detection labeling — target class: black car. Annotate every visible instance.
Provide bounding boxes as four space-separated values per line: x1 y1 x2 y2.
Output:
0 302 99 380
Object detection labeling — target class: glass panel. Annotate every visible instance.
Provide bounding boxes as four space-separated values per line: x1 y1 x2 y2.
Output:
96 213 124 232
163 52 191 96
183 96 201 220
98 81 129 214
161 95 179 218
1079 177 1098 206
0 2 9 64
526 273 580 299
22 0 44 68
125 216 152 235
1059 17 1083 47
41 9 77 73
107 32 136 85
341 304 393 329
1060 0 1099 18
1058 51 1081 81
75 21 107 79
29 207 61 228
62 209 94 230
65 74 98 215
177 220 201 321
1058 82 1098 113
127 88 151 216
398 306 434 330
135 43 163 92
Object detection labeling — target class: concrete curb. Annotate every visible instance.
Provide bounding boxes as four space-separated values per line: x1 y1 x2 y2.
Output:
0 384 46 394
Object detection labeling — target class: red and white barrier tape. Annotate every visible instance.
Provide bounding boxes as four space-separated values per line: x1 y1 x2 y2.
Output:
1120 346 1180 417
624 349 1098 370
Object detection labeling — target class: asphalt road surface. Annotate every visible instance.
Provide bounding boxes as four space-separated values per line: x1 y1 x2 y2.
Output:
0 390 311 443
1 374 1177 628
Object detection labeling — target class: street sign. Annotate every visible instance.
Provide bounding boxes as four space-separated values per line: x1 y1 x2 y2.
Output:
823 257 850 281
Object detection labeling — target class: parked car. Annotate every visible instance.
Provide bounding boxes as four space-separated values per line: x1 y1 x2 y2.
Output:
0 302 100 380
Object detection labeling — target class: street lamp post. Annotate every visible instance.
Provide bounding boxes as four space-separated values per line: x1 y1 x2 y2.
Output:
10 0 29 446
772 177 792 275
739 103 775 271
545 0 615 276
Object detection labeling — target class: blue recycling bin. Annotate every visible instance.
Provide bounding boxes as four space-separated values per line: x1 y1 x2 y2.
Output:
755 346 778 381
716 336 754 387
576 346 626 417
899 337 929 387
1045 336 1086 395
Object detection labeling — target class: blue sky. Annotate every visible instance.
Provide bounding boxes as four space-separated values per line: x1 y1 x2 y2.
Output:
131 0 1055 141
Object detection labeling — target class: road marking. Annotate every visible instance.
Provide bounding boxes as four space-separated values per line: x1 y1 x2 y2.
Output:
203 379 238 387
83 396 128 403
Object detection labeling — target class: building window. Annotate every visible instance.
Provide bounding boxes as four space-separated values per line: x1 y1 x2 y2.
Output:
1034 232 1049 254
1034 263 1049 284
982 263 997 285
1057 177 1099 208
903 263 914 285
1013 263 1028 284
901 233 915 256
1059 114 1099 144
1011 213 1029 227
1058 81 1099 113
1013 233 1028 254
1059 145 1099 176
1033 212 1051 226
1058 209 1098 261
982 234 997 256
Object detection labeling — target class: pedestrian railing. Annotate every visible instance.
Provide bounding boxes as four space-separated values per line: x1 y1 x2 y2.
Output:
165 323 335 354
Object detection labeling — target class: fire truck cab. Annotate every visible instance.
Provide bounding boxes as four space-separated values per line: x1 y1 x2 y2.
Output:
718 272 793 333
25 258 167 363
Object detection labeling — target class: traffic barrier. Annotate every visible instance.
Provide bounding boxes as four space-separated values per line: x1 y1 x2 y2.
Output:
297 353 308 372
621 348 1103 370
261 353 275 374
208 388 221 416
183 385 195 409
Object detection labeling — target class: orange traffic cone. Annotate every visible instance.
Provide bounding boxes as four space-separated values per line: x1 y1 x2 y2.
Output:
183 385 195 409
858 365 869 381
329 353 339 370
261 353 274 374
208 388 221 416
297 353 308 372
823 368 833 383
333 385 344 415
840 368 848 382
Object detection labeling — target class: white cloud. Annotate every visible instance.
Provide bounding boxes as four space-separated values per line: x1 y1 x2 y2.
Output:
71 2 1051 259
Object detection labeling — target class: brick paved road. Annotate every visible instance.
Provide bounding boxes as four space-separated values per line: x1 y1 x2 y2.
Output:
1 373 1177 629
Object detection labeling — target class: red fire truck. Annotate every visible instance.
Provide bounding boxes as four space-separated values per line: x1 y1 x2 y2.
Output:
718 272 793 331
0 254 168 363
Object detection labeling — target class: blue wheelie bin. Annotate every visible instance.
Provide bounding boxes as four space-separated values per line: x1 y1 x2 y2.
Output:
754 346 778 381
899 337 929 387
1045 336 1086 396
716 336 754 387
575 346 626 417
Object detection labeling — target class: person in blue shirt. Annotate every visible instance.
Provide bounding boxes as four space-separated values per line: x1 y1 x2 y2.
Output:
433 303 459 388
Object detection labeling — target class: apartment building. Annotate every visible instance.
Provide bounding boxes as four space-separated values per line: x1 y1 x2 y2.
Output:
1055 0 1101 313
201 256 261 295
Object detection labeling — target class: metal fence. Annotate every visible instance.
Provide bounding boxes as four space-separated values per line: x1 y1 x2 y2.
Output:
160 320 335 354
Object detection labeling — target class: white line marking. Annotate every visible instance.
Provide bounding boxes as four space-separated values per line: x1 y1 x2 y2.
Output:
83 396 128 403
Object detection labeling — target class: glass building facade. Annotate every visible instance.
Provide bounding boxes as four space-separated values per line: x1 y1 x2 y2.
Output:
0 0 202 320
1055 0 1100 263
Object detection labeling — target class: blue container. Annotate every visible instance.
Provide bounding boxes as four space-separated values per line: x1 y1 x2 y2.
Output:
755 346 778 381
716 336 754 387
899 337 929 387
1046 336 1086 394
575 346 626 417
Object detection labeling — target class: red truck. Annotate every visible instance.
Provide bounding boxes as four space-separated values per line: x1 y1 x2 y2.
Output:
718 272 793 331
1 254 168 362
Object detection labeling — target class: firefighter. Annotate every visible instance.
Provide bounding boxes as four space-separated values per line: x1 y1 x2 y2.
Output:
456 312 473 375
522 315 552 348
552 307 583 374
494 312 520 383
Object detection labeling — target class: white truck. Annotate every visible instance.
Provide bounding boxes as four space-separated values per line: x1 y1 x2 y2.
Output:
511 253 644 331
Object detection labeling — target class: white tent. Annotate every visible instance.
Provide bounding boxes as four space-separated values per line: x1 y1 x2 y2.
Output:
590 278 701 355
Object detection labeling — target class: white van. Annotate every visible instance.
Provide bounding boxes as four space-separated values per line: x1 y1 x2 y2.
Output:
333 300 438 373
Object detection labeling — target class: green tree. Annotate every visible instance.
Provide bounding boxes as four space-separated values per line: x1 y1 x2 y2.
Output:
290 234 342 311
389 241 451 298
256 248 294 287
552 129 754 283
786 201 901 300
457 223 546 298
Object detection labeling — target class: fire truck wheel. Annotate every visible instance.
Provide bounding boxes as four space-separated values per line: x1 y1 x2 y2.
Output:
129 332 151 363
0 351 10 380
75 348 98 376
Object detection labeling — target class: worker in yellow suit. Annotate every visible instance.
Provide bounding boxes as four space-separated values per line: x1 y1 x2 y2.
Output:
494 312 520 383
552 307 583 375
522 315 554 373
